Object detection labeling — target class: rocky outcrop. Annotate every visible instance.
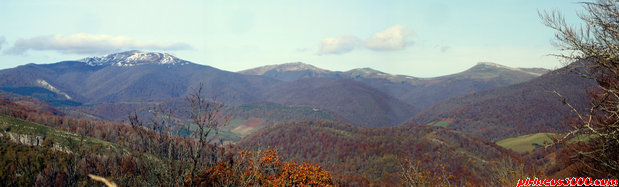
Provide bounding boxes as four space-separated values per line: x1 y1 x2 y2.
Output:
0 132 71 153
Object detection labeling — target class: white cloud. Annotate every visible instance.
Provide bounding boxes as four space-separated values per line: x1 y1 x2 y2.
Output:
365 25 414 51
4 33 191 55
317 35 361 55
0 36 5 51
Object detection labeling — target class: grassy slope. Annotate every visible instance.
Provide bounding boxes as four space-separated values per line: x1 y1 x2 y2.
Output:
425 119 453 127
496 133 556 153
496 132 593 154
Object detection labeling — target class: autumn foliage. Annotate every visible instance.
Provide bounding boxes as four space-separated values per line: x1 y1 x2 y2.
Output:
186 148 334 186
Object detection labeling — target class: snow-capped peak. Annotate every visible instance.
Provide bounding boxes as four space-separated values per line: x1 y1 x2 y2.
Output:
79 50 190 66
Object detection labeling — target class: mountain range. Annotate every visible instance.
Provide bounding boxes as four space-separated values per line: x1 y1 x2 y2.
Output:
240 61 548 109
0 50 570 129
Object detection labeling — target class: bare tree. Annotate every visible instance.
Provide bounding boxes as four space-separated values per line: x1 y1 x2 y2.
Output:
128 103 187 186
127 83 230 186
65 130 85 186
151 104 188 186
398 157 454 187
540 0 618 177
182 83 230 186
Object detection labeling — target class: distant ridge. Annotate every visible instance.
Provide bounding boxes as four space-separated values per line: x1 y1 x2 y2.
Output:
241 61 549 110
240 62 549 82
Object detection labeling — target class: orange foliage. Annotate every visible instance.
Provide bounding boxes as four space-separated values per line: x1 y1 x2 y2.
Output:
186 148 334 186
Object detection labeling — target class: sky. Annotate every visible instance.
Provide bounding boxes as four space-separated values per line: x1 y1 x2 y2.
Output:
0 0 585 77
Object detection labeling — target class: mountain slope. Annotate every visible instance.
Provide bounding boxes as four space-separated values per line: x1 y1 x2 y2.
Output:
0 90 63 115
398 62 548 109
405 65 595 141
0 51 277 105
264 78 417 127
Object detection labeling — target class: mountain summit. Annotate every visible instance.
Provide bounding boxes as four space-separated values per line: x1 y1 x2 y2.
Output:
79 50 190 66
467 62 549 76
239 62 333 81
239 62 331 75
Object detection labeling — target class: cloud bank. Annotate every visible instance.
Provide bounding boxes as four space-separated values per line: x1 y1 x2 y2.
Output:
317 25 414 55
365 25 414 51
4 33 192 55
317 35 361 55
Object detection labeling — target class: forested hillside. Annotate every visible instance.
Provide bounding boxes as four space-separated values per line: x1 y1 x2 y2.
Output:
238 120 522 185
264 78 418 127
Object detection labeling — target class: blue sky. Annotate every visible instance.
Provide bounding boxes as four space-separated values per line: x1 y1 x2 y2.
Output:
0 0 584 77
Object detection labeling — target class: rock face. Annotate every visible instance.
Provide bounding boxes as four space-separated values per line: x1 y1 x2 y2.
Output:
1 132 44 146
0 132 71 153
